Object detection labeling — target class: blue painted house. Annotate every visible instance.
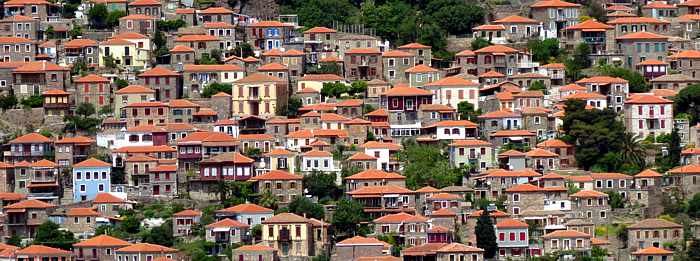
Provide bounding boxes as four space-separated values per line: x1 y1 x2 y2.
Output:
73 158 112 202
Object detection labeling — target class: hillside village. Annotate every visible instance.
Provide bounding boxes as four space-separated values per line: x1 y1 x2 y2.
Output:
0 0 696 260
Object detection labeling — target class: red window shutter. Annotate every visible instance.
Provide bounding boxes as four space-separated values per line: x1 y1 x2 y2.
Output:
638 120 643 128
84 84 89 93
520 232 526 241
661 120 665 128
660 105 665 115
509 233 515 241
499 233 504 241
155 77 160 84
165 77 170 85
638 106 643 115
99 96 104 105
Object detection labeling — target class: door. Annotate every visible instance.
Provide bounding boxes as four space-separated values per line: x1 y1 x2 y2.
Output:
153 185 160 195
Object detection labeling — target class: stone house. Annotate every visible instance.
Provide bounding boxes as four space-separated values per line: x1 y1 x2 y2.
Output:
118 14 156 35
64 207 101 239
245 21 295 51
173 209 201 237
73 234 131 261
381 50 414 84
75 74 111 110
249 170 302 206
398 43 431 66
137 66 182 102
616 31 669 69
536 139 575 168
122 101 168 127
529 0 581 38
170 45 196 65
569 190 610 224
0 15 39 39
114 85 155 119
231 245 279 261
542 230 591 254
12 61 69 98
373 212 429 247
448 139 494 172
174 34 221 60
627 219 683 252
345 48 381 81
334 236 388 260
206 218 250 255
127 0 161 17
115 243 179 261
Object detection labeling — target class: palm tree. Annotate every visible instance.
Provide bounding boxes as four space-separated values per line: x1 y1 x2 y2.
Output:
619 133 646 169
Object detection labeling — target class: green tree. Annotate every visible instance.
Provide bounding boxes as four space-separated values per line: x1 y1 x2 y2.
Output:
619 133 647 170
156 19 186 31
428 0 484 35
88 4 109 29
142 220 175 247
33 221 77 250
282 0 359 28
669 128 682 168
306 63 342 75
20 95 43 108
103 55 117 69
288 196 325 220
0 94 18 110
115 79 129 89
349 81 368 97
153 30 168 57
401 141 460 189
321 82 348 98
286 96 303 117
687 239 700 261
687 193 700 218
528 39 560 64
562 99 626 170
201 83 232 98
303 171 340 200
106 10 126 28
232 43 254 59
587 1 607 22
176 240 217 261
45 26 56 39
606 191 625 209
76 102 96 117
258 190 278 209
565 43 592 81
475 210 497 258
69 24 83 38
331 199 367 238
528 81 548 94
71 58 88 76
6 235 21 246
457 101 479 121
471 37 491 50
597 64 649 93
675 84 700 125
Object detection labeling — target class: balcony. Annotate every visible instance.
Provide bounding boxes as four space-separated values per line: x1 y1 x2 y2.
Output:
517 62 540 68
583 37 606 44
279 228 291 241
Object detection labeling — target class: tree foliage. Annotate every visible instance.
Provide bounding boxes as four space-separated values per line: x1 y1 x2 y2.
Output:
528 81 547 94
597 64 649 93
606 191 625 209
0 94 17 110
115 79 129 89
400 140 461 189
288 196 325 220
475 210 497 258
33 221 77 250
65 103 102 134
528 39 560 64
675 84 700 125
321 82 348 98
687 193 700 218
562 99 628 170
565 43 592 81
457 101 480 121
88 4 124 29
157 20 186 31
349 81 368 97
201 83 232 98
232 43 254 59
331 199 367 238
20 95 43 108
142 220 175 247
303 171 341 200
471 37 491 50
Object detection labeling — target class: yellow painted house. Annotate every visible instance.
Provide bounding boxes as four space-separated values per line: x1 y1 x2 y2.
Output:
99 33 151 69
261 213 313 258
113 85 155 118
231 73 288 117
296 73 346 92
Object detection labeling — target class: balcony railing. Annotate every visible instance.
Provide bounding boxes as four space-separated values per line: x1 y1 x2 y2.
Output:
583 37 606 44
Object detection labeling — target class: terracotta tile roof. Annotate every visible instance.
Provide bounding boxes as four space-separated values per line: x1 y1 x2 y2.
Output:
608 4 634 11
680 0 700 7
124 101 167 108
425 76 479 86
366 108 389 117
497 150 526 157
249 21 294 27
427 193 461 200
419 104 456 112
74 234 131 247
235 244 276 251
436 243 484 253
635 169 662 178
148 165 176 172
30 159 57 168
382 86 432 96
430 208 457 217
319 56 342 62
258 63 287 71
486 169 541 178
478 70 506 78
127 0 160 6
16 245 71 256
531 0 581 7
505 183 543 192
478 109 520 119
101 38 134 45
563 92 607 100
42 89 69 95
263 148 295 157
74 158 110 168
67 207 101 216
348 185 414 196
456 50 476 57
2 15 33 21
382 50 414 57
0 36 32 43
496 218 529 228
299 74 344 81
337 236 386 246
608 17 670 24
473 24 506 30
629 218 683 229
570 190 608 198
250 170 303 181
468 209 510 218
64 38 98 48
320 113 350 122
632 247 674 255
75 74 109 83
184 64 244 72
679 14 700 22
565 19 614 30
217 203 273 214
239 134 275 141
282 49 305 56
540 172 565 180
119 14 156 20
576 76 628 84
559 84 588 92
415 186 440 193
625 94 673 104
541 63 566 69
116 85 155 94
14 161 30 167
682 148 700 155
10 133 51 144
170 45 194 53
206 218 249 228
373 212 429 223
173 209 201 217
14 61 68 73
124 155 158 162
112 32 149 40
116 243 177 253
174 34 219 42
491 130 536 137
304 26 337 33
474 44 519 54
346 48 381 54
361 141 402 150
178 131 237 144
93 193 127 204
0 192 24 200
345 118 372 125
345 169 405 180
153 257 177 261
542 230 591 238
175 8 195 13
303 150 332 157
637 59 668 66
200 7 234 14
5 199 55 209
616 31 670 40
139 67 179 77
590 172 633 180
403 243 449 256
202 152 253 164
236 73 284 83
651 88 677 97
537 139 571 148
670 50 700 59
297 87 319 94
405 64 438 73
263 213 309 223
512 90 544 97
494 15 538 23
434 120 478 128
399 42 431 49
525 148 559 157
449 139 492 147
168 99 201 108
